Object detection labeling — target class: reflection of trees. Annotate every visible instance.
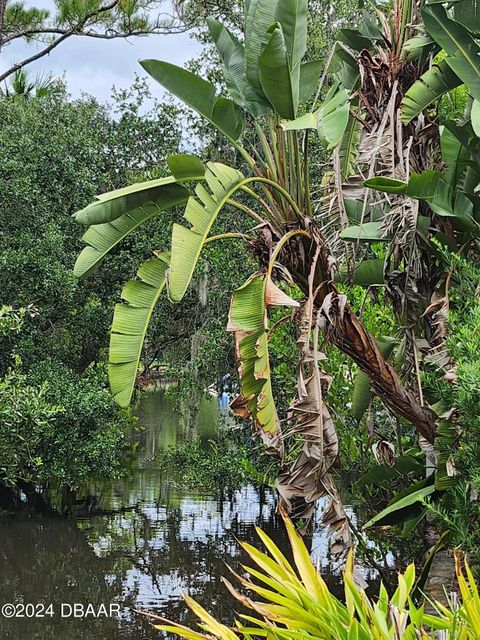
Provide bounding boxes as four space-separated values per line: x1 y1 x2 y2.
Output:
0 516 153 640
0 389 384 640
0 487 377 640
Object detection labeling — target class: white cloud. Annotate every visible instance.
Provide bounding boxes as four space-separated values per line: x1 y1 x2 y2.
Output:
0 1 203 102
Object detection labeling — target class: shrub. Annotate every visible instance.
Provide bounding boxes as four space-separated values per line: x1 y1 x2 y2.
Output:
152 515 480 640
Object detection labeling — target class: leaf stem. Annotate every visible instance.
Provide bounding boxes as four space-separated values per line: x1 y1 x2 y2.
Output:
267 229 312 280
226 198 265 225
204 232 249 245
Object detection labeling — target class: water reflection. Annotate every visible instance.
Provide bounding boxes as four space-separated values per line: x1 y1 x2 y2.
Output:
0 389 380 640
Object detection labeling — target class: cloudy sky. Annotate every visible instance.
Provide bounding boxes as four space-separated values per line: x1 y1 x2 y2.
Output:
0 0 203 102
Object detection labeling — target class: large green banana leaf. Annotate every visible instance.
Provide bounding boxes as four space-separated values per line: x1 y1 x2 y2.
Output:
228 273 298 444
472 99 480 136
423 4 480 102
454 0 480 35
340 221 389 242
441 125 471 187
75 181 187 227
74 155 206 279
401 60 462 125
74 196 186 280
282 86 350 148
403 33 437 62
330 42 360 91
356 455 424 490
259 23 298 119
168 162 244 302
140 60 245 144
275 0 307 72
244 0 280 100
365 171 478 232
338 28 373 51
363 479 436 529
75 154 204 225
335 258 385 287
207 18 266 118
339 101 362 178
298 60 322 103
109 253 170 407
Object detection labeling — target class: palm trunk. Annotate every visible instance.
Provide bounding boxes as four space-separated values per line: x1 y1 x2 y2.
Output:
290 240 437 445
322 291 437 444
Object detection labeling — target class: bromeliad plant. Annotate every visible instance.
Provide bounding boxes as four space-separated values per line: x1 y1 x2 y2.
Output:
146 514 480 640
73 0 439 541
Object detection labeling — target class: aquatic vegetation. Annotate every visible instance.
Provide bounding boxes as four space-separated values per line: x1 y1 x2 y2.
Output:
157 434 269 490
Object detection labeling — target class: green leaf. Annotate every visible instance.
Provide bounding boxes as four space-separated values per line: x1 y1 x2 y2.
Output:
454 0 480 34
168 162 244 302
363 483 436 529
472 99 480 136
281 87 350 148
228 274 297 442
74 177 191 225
140 60 245 144
207 18 266 117
109 253 170 407
355 455 424 490
299 60 322 103
316 87 350 149
330 44 359 91
339 105 361 178
244 0 280 100
403 34 437 61
351 335 395 421
166 154 205 180
207 17 246 103
406 170 441 200
401 60 462 124
423 4 480 102
338 28 373 51
440 125 469 176
364 177 408 194
259 23 297 119
353 259 386 286
351 369 372 423
340 221 388 242
74 190 188 279
228 273 267 332
274 0 307 71
335 258 385 287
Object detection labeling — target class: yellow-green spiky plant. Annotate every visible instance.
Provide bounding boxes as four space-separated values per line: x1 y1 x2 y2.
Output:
145 514 480 640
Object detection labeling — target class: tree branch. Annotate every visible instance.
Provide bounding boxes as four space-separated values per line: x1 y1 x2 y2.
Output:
0 29 73 82
0 0 189 83
2 17 189 46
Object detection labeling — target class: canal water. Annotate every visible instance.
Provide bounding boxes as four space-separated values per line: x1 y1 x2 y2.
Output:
0 389 383 640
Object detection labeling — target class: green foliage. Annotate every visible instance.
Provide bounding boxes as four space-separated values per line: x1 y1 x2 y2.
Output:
157 430 267 490
0 82 181 488
26 360 133 485
422 252 480 559
154 516 480 640
0 307 132 487
1 74 259 492
0 367 61 487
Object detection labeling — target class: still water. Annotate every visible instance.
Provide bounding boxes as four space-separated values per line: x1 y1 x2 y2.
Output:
0 390 381 640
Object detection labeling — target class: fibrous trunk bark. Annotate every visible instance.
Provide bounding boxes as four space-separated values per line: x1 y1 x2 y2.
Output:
291 234 437 445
